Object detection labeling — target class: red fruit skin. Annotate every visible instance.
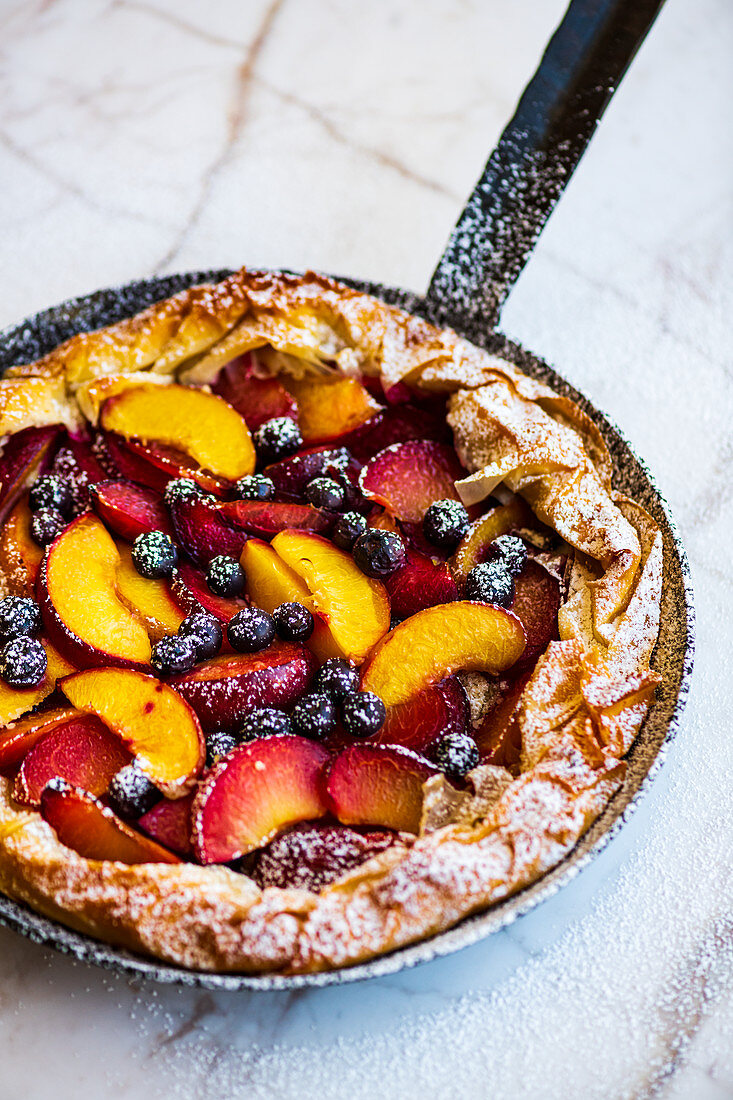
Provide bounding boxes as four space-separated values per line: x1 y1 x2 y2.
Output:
13 714 130 807
359 440 465 522
0 425 62 524
384 550 459 619
52 436 109 514
169 642 317 730
340 406 451 463
250 823 396 891
326 743 439 833
375 677 468 752
511 559 562 669
98 432 229 497
473 671 532 770
170 561 248 624
219 499 334 540
0 707 78 771
90 480 171 541
170 495 247 566
211 353 298 430
263 446 360 497
139 792 194 856
192 735 331 864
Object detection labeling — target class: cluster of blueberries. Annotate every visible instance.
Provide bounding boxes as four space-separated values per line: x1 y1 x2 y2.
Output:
0 595 48 688
26 472 76 546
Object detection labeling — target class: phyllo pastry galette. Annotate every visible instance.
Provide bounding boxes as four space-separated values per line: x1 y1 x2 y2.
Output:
0 268 662 974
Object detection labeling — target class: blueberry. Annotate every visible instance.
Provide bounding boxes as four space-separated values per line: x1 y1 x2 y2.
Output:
150 634 198 676
206 554 246 597
332 511 367 551
254 417 302 464
205 730 239 767
291 693 336 741
227 607 276 653
178 612 223 660
30 507 66 546
423 499 469 550
29 474 73 516
239 708 294 742
304 476 346 512
272 602 314 642
0 637 47 688
352 529 406 578
235 474 275 501
489 534 528 577
341 690 386 739
108 765 159 819
464 561 515 607
432 732 479 780
132 530 178 579
163 478 204 507
314 658 360 701
0 596 42 641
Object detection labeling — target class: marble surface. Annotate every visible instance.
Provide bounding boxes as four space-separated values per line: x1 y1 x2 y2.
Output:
0 1 731 1097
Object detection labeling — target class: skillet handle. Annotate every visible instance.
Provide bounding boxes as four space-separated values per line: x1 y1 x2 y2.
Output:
425 0 665 337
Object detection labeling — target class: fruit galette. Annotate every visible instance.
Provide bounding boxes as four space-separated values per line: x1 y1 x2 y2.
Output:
0 268 662 974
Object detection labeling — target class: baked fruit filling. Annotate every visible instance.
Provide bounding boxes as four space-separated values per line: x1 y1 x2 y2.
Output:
0 355 566 889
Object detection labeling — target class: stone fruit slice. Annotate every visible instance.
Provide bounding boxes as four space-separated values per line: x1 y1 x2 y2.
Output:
220 500 334 540
359 440 465 522
0 496 43 596
39 514 152 669
384 549 459 620
263 446 358 497
171 561 247 623
90 480 171 541
511 560 562 669
0 706 78 770
241 538 313 610
139 792 194 856
99 431 229 497
250 823 396 891
100 383 255 481
0 425 61 525
473 671 531 770
170 495 247 567
450 497 534 580
338 404 451 463
283 376 380 444
115 545 186 640
50 436 108 515
376 677 468 752
326 743 439 833
360 601 526 707
14 714 130 807
61 667 204 795
270 531 390 663
211 353 297 430
0 645 75 727
41 781 181 864
169 643 317 730
192 735 330 863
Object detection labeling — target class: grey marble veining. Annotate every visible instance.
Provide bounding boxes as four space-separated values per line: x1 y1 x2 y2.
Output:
0 0 731 1097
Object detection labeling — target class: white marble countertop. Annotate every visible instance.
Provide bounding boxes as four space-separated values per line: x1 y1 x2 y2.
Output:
1 1 731 1097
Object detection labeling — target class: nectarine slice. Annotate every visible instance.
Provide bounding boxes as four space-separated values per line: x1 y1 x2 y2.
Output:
171 561 247 623
0 706 78 770
0 424 61 525
220 500 334 539
14 714 130 807
192 735 330 863
99 431 229 497
0 644 75 727
360 601 526 707
115 545 186 641
376 677 468 752
61 668 204 795
270 531 390 663
251 823 395 891
263 446 358 497
384 549 459 619
340 404 450 463
450 497 534 580
511 559 561 668
90 480 172 541
170 495 248 567
360 440 465 522
212 353 297 430
41 781 181 864
283 375 380 444
242 538 312 612
0 496 43 596
101 383 255 480
326 743 438 833
139 792 194 856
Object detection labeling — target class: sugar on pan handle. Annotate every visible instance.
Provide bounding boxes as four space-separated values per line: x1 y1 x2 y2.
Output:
425 0 666 339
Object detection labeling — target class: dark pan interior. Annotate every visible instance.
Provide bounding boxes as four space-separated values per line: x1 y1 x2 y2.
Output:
0 270 695 990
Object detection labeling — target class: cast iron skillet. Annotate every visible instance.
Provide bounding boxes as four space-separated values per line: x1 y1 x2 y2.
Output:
0 0 693 989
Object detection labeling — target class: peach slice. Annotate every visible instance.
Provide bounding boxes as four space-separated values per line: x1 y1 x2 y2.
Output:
0 645 75 727
242 538 312 610
450 497 534 580
41 781 181 864
270 531 390 663
0 706 77 770
115 545 186 640
139 792 194 856
376 677 468 752
61 667 204 795
326 743 439 833
101 383 255 481
384 549 459 620
211 353 297 430
360 601 526 707
359 440 465 522
39 514 152 669
99 431 229 497
170 561 248 624
283 375 380 444
192 735 330 863
220 500 334 540
90 480 172 541
14 714 130 807
0 496 43 596
169 642 317 730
